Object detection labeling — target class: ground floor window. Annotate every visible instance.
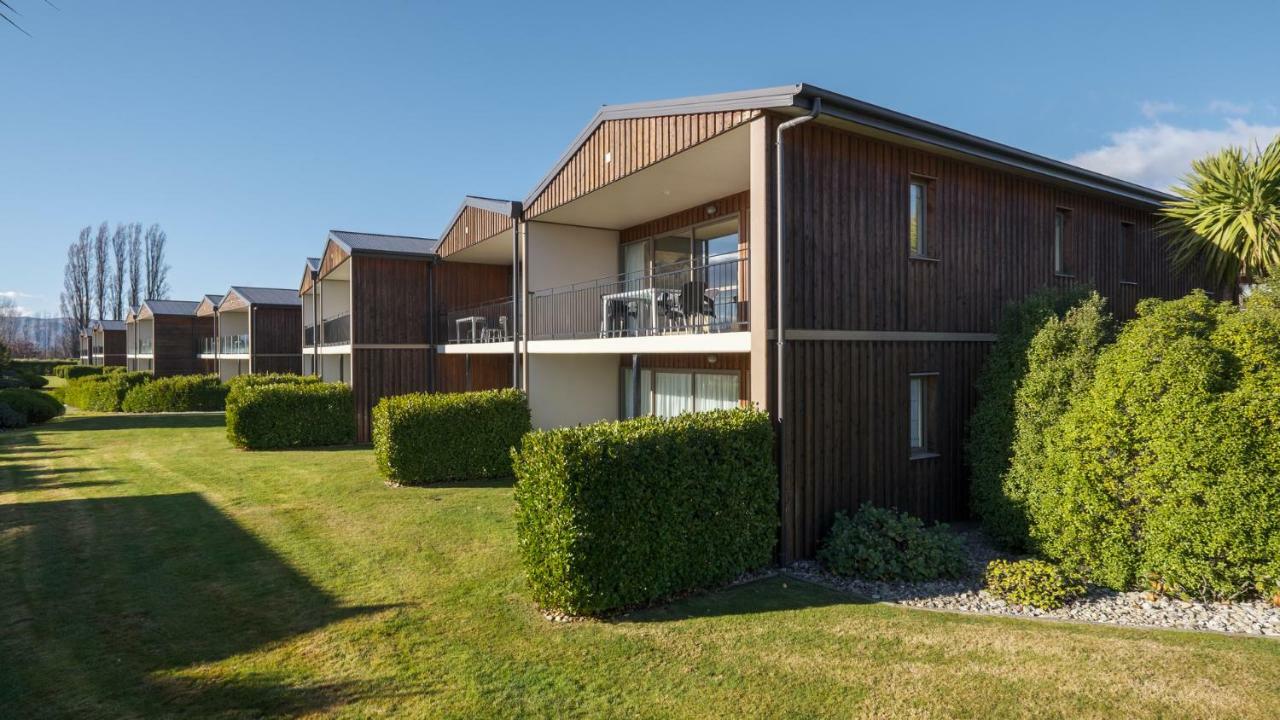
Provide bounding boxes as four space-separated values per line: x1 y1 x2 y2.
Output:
909 372 939 458
621 368 740 419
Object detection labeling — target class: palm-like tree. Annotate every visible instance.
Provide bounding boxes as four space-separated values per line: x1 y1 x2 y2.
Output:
1159 136 1280 299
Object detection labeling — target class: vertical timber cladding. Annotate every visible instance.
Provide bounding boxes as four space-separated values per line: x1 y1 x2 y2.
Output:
773 114 1202 560
436 354 513 394
352 348 432 443
250 306 303 374
154 315 213 377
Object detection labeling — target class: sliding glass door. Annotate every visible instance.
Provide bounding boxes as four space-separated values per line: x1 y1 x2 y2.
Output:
621 368 741 419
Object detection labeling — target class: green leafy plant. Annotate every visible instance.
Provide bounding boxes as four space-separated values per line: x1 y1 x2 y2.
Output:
64 372 151 412
984 559 1085 609
817 504 967 582
122 374 228 412
0 388 64 424
966 286 1092 549
374 388 530 484
0 401 29 428
513 408 777 616
53 364 103 380
225 380 354 449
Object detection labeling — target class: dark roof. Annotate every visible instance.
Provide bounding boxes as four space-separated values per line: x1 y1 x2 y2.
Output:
306 257 321 272
226 286 302 307
142 299 201 316
525 83 1173 209
203 294 224 306
92 319 126 332
440 195 521 241
327 230 440 257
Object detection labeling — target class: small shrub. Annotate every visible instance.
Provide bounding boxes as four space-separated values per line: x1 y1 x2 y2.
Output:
374 388 531 484
0 376 29 390
0 388 64 424
226 373 320 394
13 359 75 376
0 401 28 429
967 286 1092 549
817 504 967 582
54 364 103 380
122 374 228 412
19 372 49 389
225 381 354 449
513 409 777 616
984 559 1085 609
64 372 151 412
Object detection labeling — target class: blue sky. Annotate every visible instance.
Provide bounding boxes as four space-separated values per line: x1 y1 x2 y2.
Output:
2 0 1279 316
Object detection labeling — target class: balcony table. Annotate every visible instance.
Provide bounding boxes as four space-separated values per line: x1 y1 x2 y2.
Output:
455 316 486 343
600 288 678 338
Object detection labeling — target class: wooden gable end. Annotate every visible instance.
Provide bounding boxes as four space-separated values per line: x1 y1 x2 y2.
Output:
219 290 251 313
319 239 350 278
439 205 514 258
525 109 761 218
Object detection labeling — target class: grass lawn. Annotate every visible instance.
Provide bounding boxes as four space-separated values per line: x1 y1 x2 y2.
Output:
2 412 1279 718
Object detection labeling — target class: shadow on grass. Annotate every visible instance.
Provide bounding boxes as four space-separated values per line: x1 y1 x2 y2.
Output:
38 413 227 432
0 492 400 717
616 575 868 624
393 477 516 490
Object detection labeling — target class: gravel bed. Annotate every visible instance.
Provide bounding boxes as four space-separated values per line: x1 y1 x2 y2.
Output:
786 529 1280 638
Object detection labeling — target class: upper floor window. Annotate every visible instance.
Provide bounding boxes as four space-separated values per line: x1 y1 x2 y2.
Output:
1054 209 1072 276
909 178 931 258
1120 222 1136 284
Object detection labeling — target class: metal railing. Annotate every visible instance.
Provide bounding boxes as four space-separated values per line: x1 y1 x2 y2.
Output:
303 324 315 347
527 253 748 340
321 313 350 346
220 334 249 354
202 336 217 355
445 298 514 344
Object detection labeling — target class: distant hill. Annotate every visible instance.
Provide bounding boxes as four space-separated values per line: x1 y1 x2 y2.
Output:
3 315 71 354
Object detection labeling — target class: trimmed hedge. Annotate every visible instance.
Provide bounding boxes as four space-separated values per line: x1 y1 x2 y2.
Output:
13 358 75 376
513 408 777 616
55 364 106 380
817 504 967 582
64 372 151 412
1028 292 1280 600
374 388 531 484
0 388 65 424
122 374 228 412
225 381 355 449
226 373 320 393
0 402 26 429
965 285 1093 549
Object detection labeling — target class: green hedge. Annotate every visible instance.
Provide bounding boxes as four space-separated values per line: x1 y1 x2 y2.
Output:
64 372 151 412
54 364 103 380
965 285 1093 549
225 381 355 449
13 359 76 376
1027 292 1280 600
374 388 530 484
0 402 26 429
226 373 320 393
513 408 777 616
122 374 228 412
0 388 65 424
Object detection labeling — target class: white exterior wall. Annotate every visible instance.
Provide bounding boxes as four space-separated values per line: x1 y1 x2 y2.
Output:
320 353 349 385
527 354 619 429
218 358 247 382
525 222 618 292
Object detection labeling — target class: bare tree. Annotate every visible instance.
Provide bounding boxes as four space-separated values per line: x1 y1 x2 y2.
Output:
110 223 127 320
93 221 109 320
59 227 92 355
127 222 142 308
0 294 18 346
144 223 170 300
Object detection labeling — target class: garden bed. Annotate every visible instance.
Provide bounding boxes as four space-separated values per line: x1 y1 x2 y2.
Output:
789 527 1280 638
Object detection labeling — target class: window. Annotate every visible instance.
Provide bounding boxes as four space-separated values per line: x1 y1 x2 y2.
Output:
620 368 740 419
909 179 930 257
909 373 938 458
1054 209 1072 276
1119 222 1136 284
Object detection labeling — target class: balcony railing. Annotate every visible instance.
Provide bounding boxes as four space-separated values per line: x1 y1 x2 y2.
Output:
321 313 350 346
303 324 315 347
527 253 748 341
445 298 514 344
220 334 250 355
202 336 217 355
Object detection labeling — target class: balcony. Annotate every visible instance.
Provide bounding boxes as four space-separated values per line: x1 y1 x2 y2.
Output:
202 336 218 355
321 313 350 346
220 334 250 355
137 339 153 354
303 324 315 347
446 298 513 344
527 254 747 341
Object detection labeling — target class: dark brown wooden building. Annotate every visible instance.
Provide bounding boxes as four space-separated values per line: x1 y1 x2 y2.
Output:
432 83 1204 560
199 287 302 380
89 319 127 367
128 299 214 377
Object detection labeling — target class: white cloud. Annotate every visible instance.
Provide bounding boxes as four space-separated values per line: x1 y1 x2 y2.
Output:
1208 99 1253 116
1141 100 1180 119
0 290 35 299
1069 119 1280 190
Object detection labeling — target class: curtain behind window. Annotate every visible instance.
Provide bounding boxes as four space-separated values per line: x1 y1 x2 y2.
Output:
654 371 693 418
695 373 739 411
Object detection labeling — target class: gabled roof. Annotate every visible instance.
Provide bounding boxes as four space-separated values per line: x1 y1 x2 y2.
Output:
524 83 1174 210
306 257 320 273
141 299 201 317
125 306 139 322
91 319 126 332
327 230 440 257
440 195 521 240
223 286 302 308
204 294 224 306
